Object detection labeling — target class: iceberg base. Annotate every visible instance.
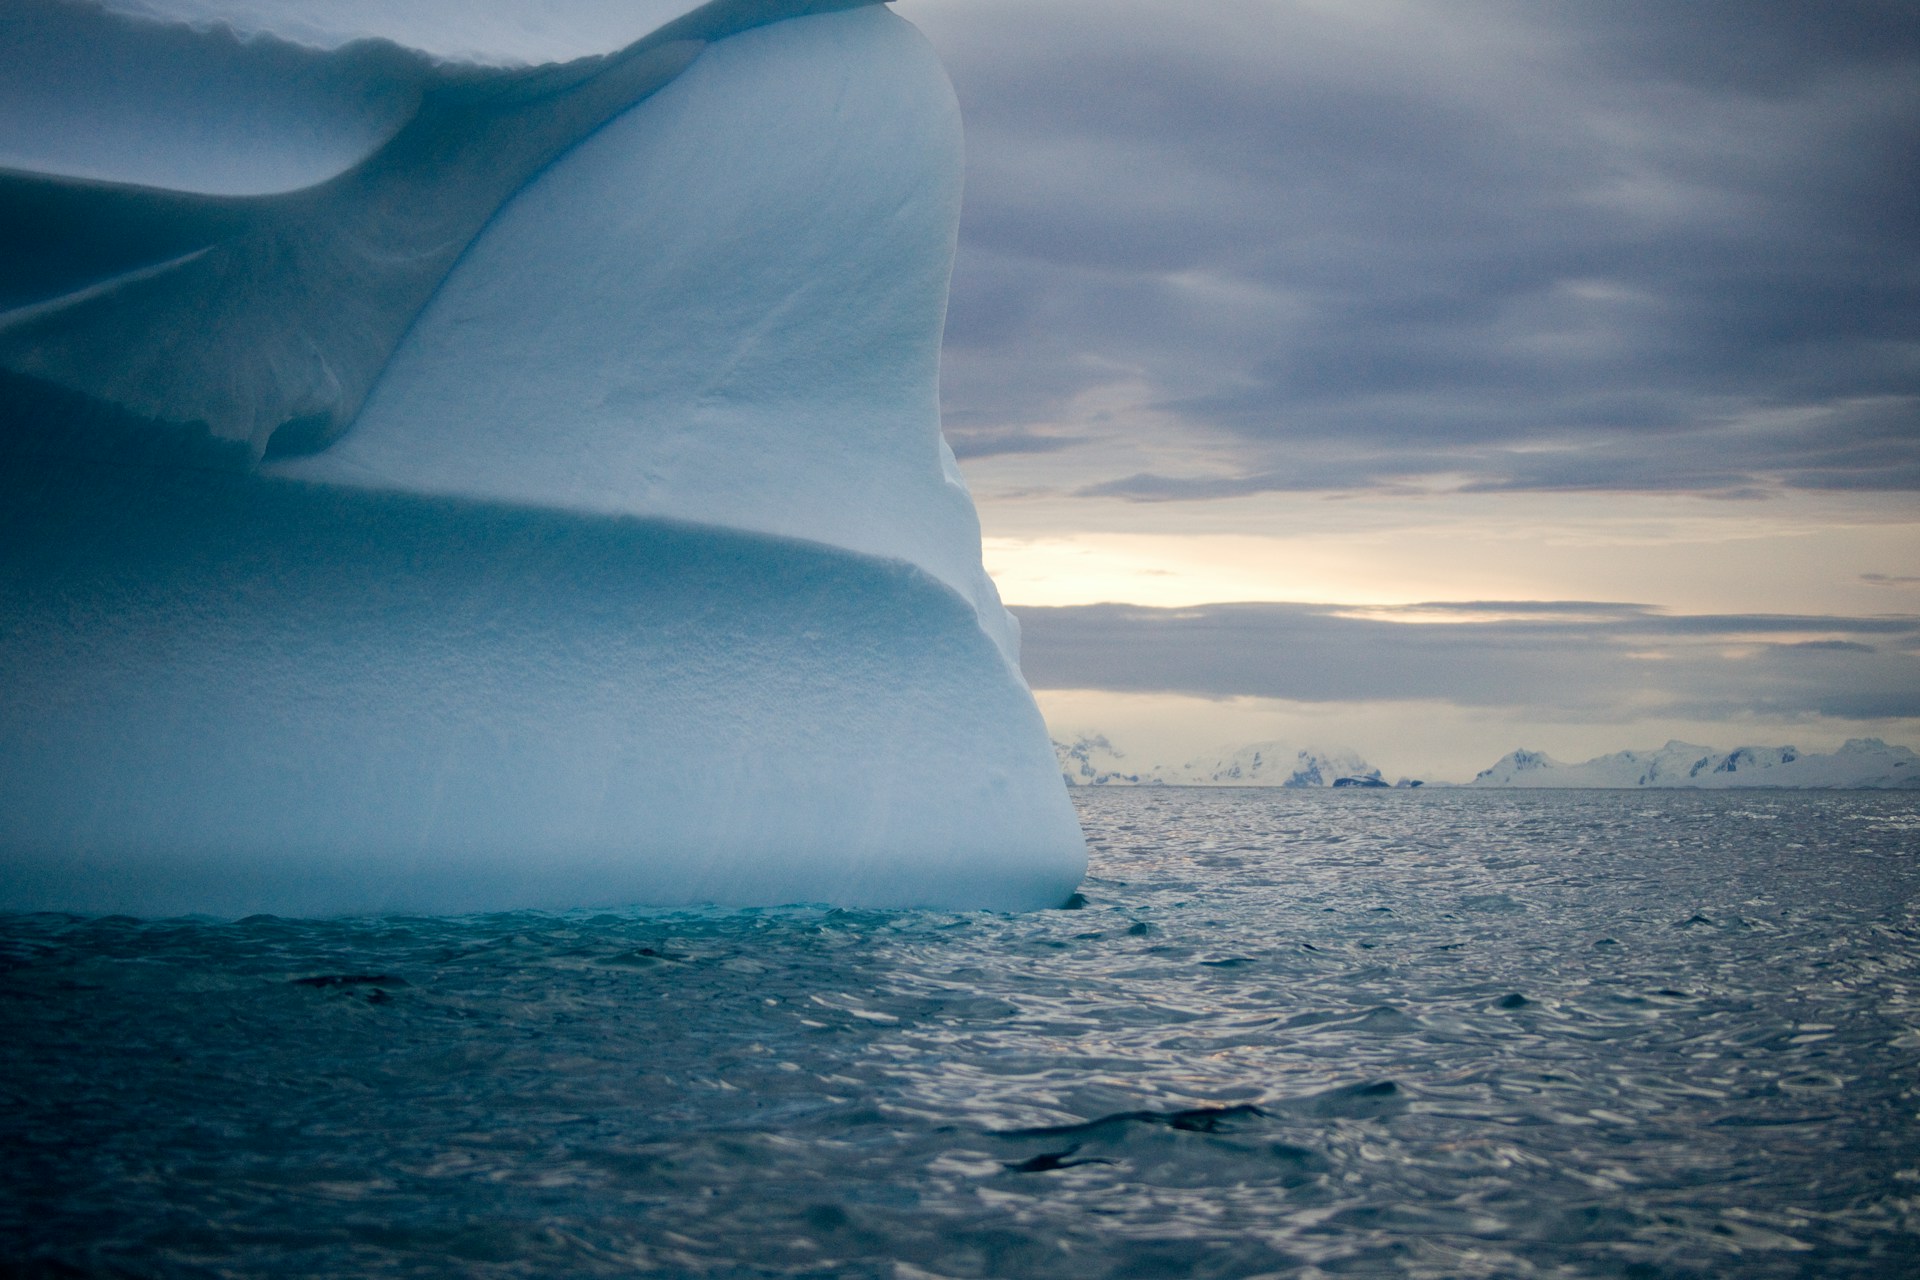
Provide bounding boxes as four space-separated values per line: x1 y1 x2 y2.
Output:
0 460 1086 917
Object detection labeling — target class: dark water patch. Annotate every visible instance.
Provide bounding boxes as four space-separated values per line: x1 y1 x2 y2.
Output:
1004 1102 1269 1141
289 974 407 989
598 946 687 967
1002 1146 1113 1174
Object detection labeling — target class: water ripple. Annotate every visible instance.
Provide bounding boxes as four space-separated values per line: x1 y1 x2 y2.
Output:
2 788 1918 1276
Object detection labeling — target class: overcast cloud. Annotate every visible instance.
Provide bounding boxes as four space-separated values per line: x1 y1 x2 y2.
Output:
898 0 1920 497
1014 599 1920 722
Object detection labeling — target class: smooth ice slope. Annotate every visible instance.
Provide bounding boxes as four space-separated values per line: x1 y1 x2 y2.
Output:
0 3 1085 914
272 9 1010 646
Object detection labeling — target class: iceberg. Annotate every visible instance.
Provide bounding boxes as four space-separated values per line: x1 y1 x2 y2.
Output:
0 0 1086 915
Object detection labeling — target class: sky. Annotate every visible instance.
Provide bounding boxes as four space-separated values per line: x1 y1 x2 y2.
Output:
892 0 1920 782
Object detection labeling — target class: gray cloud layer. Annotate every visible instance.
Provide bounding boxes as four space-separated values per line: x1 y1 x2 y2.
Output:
1014 600 1920 721
902 0 1920 495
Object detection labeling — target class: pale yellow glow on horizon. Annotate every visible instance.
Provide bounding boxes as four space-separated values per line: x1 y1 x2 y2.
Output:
981 533 1421 609
976 489 1920 619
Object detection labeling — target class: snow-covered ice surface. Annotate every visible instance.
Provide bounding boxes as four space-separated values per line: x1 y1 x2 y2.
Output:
0 2 1084 913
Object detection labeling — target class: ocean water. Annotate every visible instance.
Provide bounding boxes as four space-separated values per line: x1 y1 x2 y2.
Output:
2 788 1918 1278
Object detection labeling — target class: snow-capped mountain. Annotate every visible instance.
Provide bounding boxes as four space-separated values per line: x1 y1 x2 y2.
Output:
1056 734 1920 791
1053 737 1412 788
1468 738 1920 789
1173 743 1386 788
1053 735 1154 787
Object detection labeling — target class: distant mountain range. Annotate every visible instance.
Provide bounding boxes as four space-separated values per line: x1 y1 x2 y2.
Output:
1465 738 1919 789
1054 737 1420 789
1054 735 1920 790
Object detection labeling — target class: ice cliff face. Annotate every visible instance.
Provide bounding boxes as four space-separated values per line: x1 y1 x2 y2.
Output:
0 1 1086 914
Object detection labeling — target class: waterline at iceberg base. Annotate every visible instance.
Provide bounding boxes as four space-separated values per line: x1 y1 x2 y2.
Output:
0 2 1085 913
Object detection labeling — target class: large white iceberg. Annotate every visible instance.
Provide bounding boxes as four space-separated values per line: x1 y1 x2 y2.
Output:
0 0 1086 915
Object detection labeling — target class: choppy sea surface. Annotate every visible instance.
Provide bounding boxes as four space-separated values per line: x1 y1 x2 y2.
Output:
3 788 1919 1279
